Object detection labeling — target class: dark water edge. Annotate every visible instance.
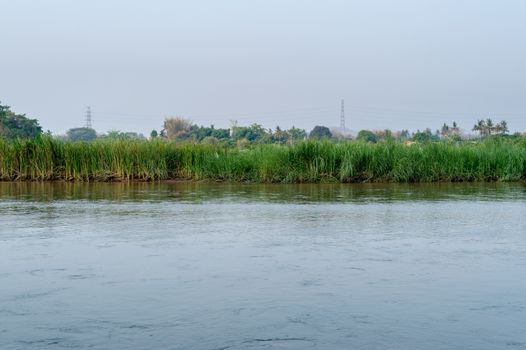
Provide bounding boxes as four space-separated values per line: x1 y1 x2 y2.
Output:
1 182 525 350
1 181 525 203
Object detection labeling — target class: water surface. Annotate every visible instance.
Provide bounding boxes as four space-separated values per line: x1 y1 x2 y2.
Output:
1 182 525 349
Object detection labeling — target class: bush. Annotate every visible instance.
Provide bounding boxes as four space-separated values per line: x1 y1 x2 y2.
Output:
66 128 97 142
357 130 378 143
309 126 332 140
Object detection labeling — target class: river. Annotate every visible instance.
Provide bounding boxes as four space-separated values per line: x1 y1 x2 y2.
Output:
1 182 525 349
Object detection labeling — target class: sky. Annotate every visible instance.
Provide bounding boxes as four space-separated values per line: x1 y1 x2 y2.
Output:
1 0 526 135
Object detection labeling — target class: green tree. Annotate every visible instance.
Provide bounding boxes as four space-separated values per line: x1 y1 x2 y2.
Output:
399 129 411 140
357 130 378 143
412 128 438 142
201 136 219 145
495 120 509 135
210 128 230 140
473 119 508 137
449 133 462 142
188 125 230 142
106 130 126 140
440 123 450 137
0 103 43 139
273 126 290 144
309 126 332 140
150 130 158 139
287 126 307 141
374 129 392 142
486 118 494 134
103 130 145 140
472 119 485 136
67 127 97 142
232 123 271 143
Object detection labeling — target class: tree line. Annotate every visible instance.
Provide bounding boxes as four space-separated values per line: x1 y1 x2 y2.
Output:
153 117 516 145
0 102 522 143
151 118 311 145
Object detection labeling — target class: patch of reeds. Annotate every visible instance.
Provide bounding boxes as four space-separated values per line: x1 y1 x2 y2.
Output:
0 137 525 182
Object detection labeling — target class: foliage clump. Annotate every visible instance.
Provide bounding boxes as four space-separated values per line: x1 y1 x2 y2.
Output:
309 126 332 140
0 103 42 139
66 127 97 142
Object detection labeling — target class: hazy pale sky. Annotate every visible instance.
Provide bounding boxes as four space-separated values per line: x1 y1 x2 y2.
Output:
1 0 525 134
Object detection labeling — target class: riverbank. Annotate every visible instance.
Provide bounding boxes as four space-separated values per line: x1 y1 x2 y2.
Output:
1 137 525 182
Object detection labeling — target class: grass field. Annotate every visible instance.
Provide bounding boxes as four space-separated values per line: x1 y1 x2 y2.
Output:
0 137 525 182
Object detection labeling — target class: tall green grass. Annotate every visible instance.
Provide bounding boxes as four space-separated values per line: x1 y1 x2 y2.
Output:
0 137 525 182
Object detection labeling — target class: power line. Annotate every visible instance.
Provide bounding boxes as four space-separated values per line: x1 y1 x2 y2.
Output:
92 103 526 121
81 103 524 133
94 105 336 120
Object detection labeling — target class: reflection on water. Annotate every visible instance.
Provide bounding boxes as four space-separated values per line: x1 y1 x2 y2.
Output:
0 182 525 349
1 181 525 203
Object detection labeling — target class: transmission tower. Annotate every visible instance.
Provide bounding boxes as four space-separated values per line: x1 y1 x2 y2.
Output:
85 106 92 129
340 99 345 132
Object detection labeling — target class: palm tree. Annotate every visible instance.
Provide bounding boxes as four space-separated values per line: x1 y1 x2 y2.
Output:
473 119 486 136
441 123 450 137
473 118 509 137
495 120 509 135
486 118 494 135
